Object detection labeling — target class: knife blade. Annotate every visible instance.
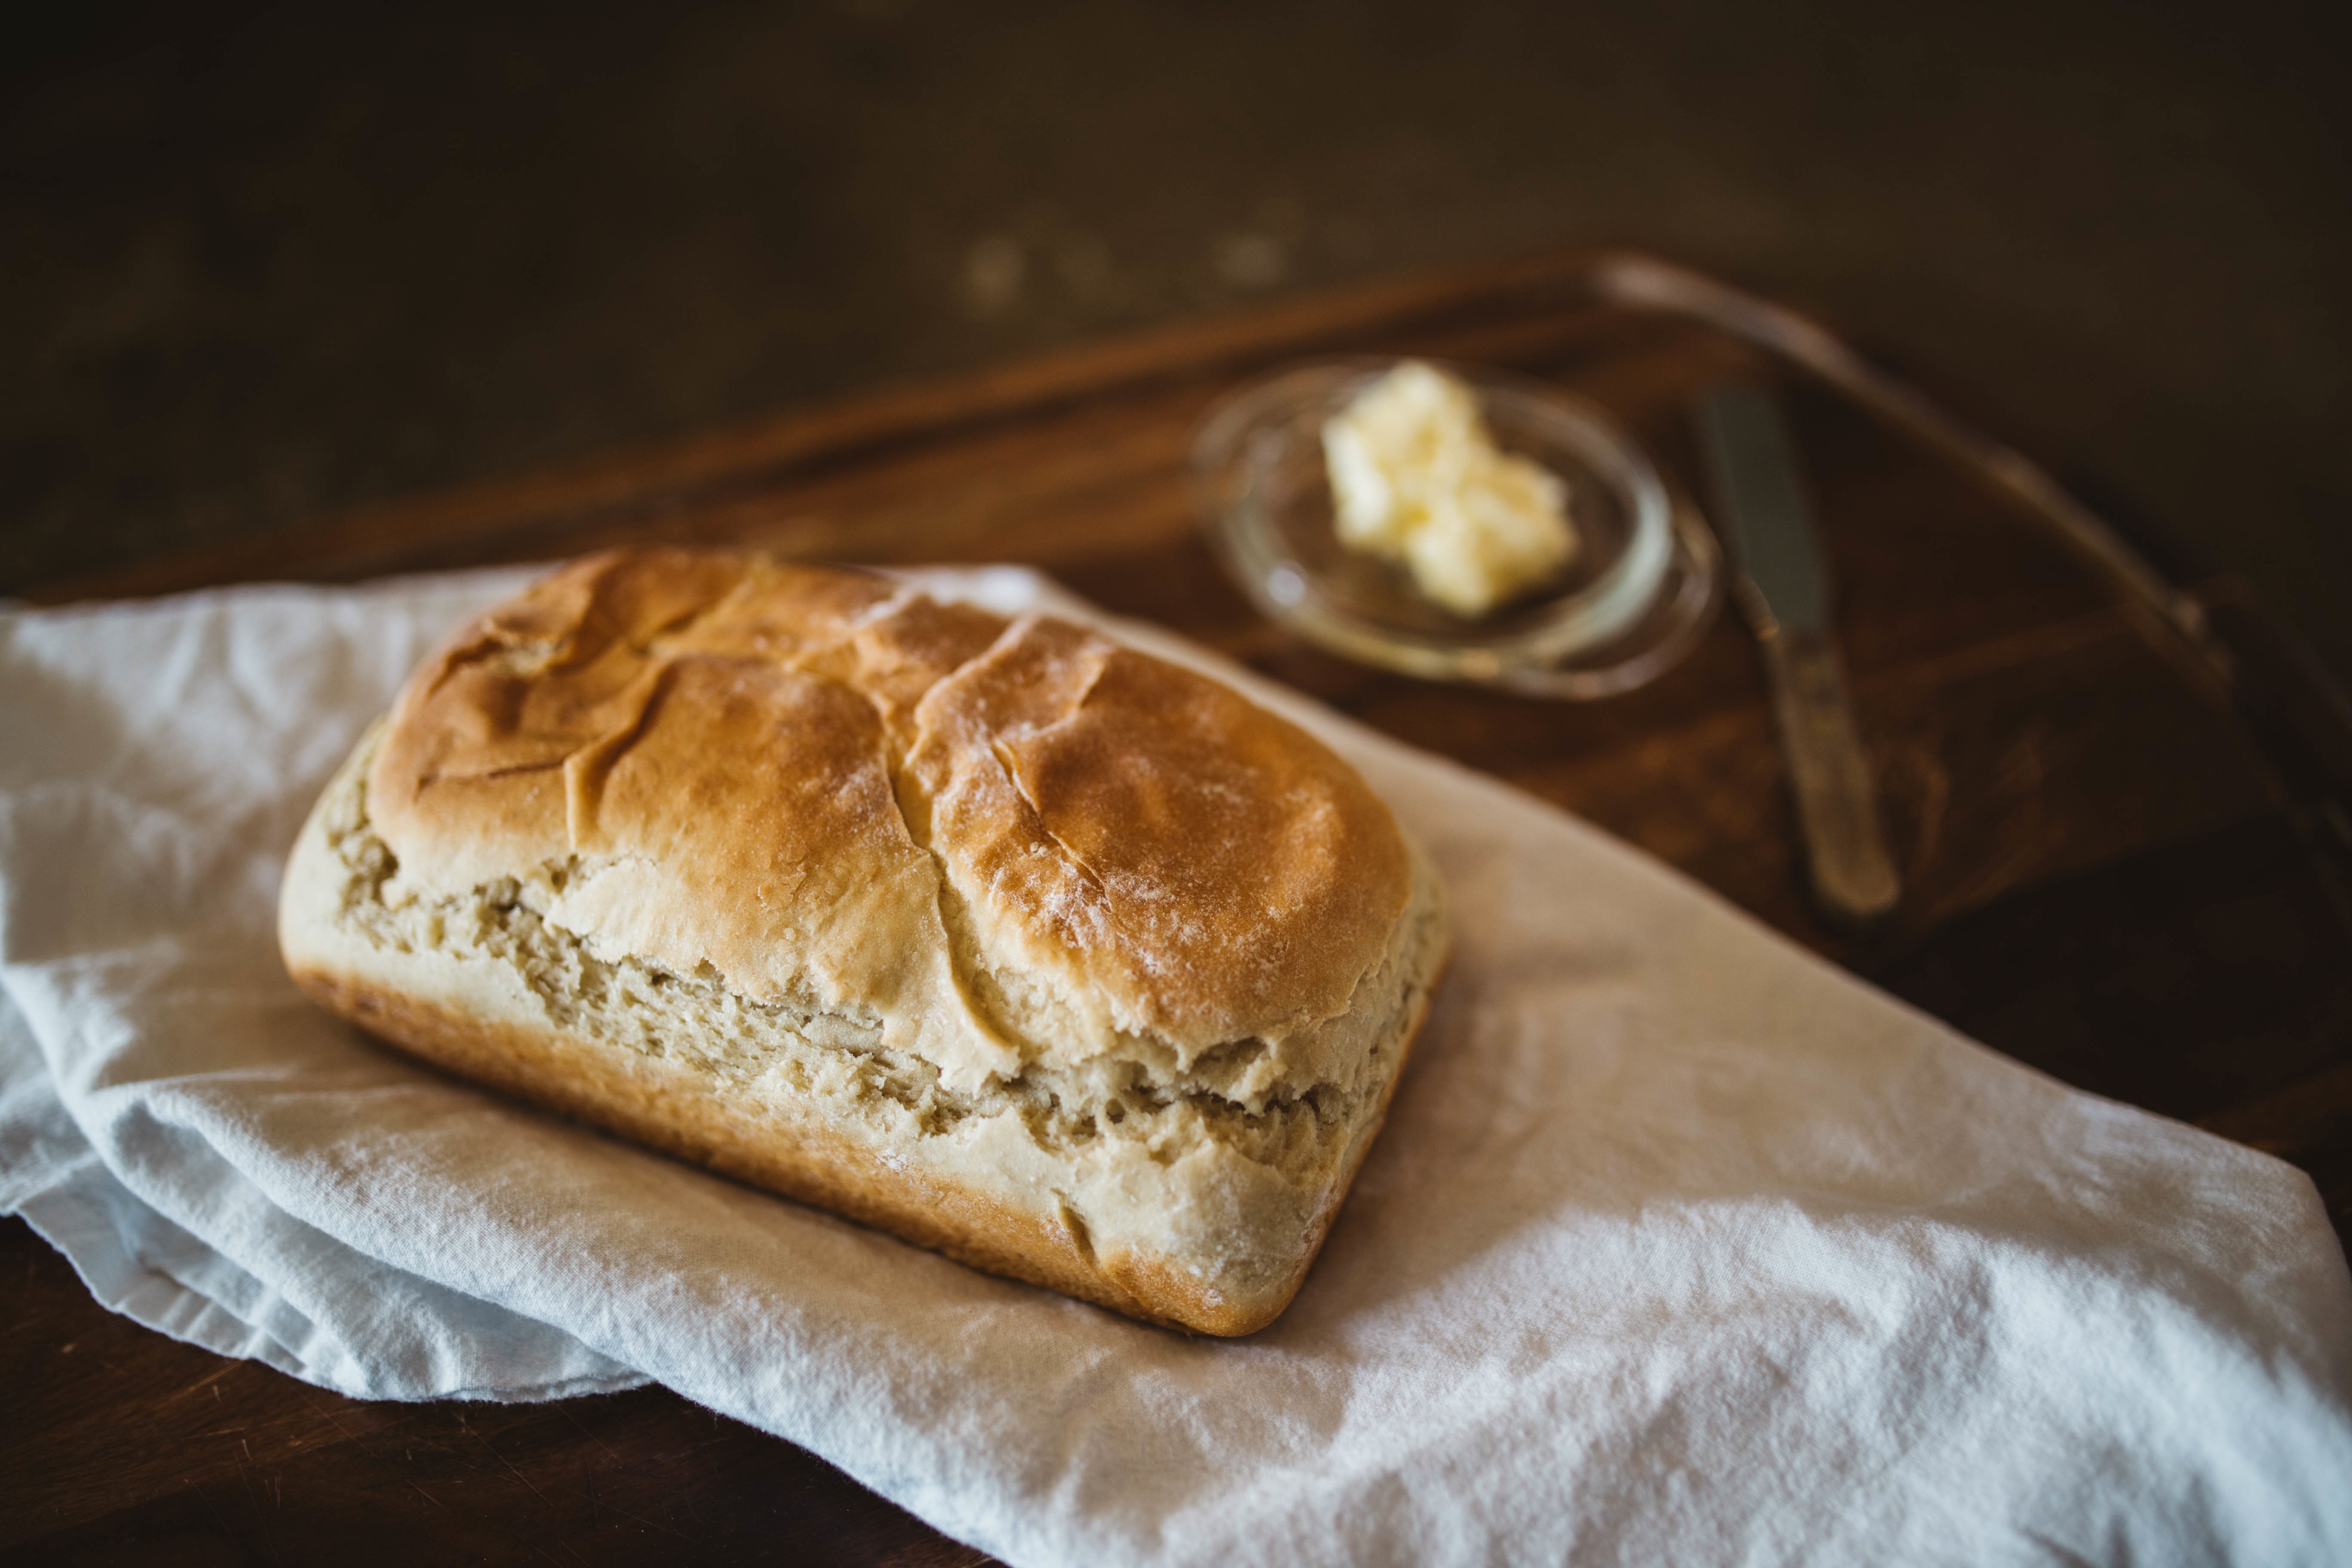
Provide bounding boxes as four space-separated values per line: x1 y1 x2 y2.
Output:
1697 383 1901 927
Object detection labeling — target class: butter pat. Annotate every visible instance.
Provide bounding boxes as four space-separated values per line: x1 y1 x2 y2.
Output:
1322 361 1578 616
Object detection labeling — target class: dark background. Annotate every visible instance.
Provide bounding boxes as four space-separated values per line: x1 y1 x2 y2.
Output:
7 0 2348 675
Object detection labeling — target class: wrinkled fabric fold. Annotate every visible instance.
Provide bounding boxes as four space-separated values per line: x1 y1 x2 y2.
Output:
3 566 2349 1567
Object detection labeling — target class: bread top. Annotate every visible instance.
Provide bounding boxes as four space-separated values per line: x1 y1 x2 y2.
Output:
366 550 1414 1096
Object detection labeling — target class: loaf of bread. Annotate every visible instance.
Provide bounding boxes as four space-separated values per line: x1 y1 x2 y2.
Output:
279 549 1449 1334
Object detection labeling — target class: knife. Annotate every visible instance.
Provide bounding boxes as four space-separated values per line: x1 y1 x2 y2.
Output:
1697 383 1901 927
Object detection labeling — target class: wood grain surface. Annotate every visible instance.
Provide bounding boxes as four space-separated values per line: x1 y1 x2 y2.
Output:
9 251 2349 1566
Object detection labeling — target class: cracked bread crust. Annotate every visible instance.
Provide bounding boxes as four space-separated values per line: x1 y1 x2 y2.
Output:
279 550 1451 1333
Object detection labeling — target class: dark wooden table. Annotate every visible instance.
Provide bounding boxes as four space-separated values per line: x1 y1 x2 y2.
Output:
9 251 2350 1565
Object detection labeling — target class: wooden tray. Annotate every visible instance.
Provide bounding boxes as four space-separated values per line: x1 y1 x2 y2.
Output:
12 250 2351 1565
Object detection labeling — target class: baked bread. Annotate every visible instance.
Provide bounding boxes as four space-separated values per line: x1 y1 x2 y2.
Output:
279 549 1449 1334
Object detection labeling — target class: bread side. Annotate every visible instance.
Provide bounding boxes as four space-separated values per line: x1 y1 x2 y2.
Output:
280 557 1450 1332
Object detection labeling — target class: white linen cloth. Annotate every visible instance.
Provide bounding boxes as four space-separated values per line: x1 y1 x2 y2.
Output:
3 566 2348 1567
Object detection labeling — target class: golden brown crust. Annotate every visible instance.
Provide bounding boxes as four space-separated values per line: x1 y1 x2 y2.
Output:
285 548 1449 1335
364 549 1413 1079
906 614 1412 1052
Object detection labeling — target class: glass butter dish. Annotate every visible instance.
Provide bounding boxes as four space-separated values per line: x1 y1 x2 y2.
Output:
1192 359 1721 698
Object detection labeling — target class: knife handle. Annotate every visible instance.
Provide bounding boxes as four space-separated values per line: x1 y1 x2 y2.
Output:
1757 623 1902 926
